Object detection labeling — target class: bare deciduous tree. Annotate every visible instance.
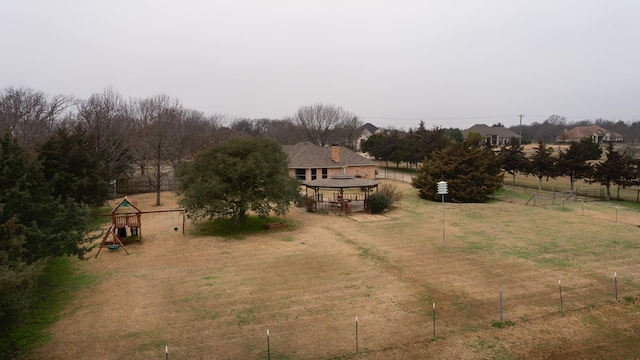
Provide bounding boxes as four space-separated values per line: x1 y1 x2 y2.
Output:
130 95 225 205
166 109 225 166
131 94 183 205
0 86 72 152
291 103 360 146
331 115 363 149
75 87 134 181
229 118 305 145
262 119 306 145
199 113 228 148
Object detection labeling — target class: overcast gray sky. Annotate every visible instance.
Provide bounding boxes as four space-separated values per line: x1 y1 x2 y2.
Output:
1 1 638 130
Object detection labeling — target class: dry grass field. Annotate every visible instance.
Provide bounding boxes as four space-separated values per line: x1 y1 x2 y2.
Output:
26 180 640 359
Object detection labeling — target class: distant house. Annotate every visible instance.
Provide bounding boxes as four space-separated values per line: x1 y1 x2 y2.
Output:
355 123 383 151
282 142 377 181
462 124 521 146
556 125 623 143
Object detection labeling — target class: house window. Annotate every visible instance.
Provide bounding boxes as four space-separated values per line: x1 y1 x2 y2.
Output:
311 169 317 180
322 168 328 179
295 169 306 180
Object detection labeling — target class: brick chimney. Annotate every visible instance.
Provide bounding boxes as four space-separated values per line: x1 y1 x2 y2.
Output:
331 143 340 163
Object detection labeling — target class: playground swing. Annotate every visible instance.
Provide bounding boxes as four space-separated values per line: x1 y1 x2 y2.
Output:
171 211 178 232
95 197 187 258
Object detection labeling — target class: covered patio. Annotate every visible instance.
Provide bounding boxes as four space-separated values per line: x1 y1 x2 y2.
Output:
301 172 380 214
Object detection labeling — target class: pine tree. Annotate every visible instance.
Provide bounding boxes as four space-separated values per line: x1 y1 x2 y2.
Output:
412 138 503 202
499 138 528 190
557 138 602 192
0 132 94 262
526 139 557 190
0 132 94 342
37 125 110 206
590 142 626 200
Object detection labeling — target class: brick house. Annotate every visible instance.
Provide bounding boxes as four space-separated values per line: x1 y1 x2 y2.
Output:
556 125 624 143
462 124 522 146
282 142 377 181
355 123 383 151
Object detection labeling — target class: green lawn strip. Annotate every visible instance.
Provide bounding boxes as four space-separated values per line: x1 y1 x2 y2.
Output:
1 257 97 358
88 204 112 230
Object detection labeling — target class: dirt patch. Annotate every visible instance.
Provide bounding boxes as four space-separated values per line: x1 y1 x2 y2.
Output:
349 214 391 223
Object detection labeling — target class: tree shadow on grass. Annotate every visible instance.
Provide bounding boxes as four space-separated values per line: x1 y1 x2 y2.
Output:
194 216 295 240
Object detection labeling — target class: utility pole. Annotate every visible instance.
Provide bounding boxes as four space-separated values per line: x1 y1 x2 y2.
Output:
518 114 525 144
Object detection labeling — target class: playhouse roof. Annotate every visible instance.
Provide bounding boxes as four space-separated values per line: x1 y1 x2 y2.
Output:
111 196 142 214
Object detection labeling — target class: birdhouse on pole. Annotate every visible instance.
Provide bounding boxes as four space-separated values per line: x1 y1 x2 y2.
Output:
437 181 448 195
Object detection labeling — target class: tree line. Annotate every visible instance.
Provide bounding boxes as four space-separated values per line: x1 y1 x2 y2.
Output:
364 127 639 202
0 87 368 203
497 137 637 201
515 114 640 145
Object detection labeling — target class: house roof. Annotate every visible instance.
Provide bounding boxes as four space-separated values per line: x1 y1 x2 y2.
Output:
357 123 379 135
558 125 623 141
462 124 521 139
282 142 376 168
301 172 380 189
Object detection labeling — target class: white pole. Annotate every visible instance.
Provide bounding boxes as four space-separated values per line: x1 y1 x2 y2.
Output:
442 194 445 244
432 302 436 338
615 272 618 301
355 316 359 354
499 289 503 322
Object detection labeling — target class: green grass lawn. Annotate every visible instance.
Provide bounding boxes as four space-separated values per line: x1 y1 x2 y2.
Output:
1 258 96 358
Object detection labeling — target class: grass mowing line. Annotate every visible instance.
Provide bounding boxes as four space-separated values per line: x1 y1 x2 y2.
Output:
0 257 97 358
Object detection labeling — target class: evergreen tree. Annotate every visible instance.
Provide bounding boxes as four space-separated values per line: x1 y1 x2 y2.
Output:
499 138 528 190
399 128 420 168
412 138 503 202
37 125 110 206
416 126 451 164
557 138 602 192
589 142 629 200
445 128 463 143
0 210 44 339
386 130 405 167
361 131 402 169
0 132 94 343
0 133 94 263
526 139 557 190
360 133 385 159
176 138 301 224
615 150 640 200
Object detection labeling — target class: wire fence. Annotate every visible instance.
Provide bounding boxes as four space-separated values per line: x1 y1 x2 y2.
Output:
375 169 416 183
115 176 179 195
156 275 638 359
493 187 640 228
375 166 640 203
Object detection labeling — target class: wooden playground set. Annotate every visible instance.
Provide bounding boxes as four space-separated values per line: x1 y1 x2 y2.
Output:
95 197 186 258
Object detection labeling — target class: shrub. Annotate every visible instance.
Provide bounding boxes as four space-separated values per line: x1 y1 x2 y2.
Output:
379 183 403 204
302 196 315 212
367 193 391 214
